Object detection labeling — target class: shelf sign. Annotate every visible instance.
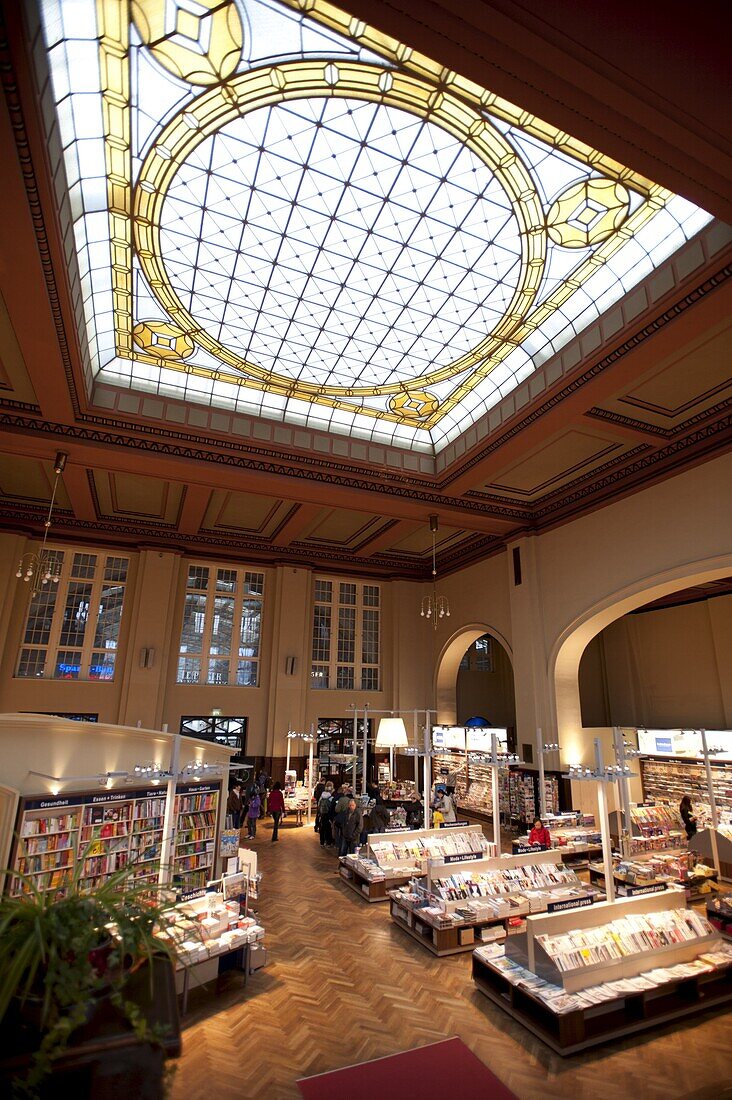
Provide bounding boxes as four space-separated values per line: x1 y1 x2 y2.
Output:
442 852 483 864
547 894 594 914
513 844 548 854
618 882 667 896
440 820 471 829
178 887 207 903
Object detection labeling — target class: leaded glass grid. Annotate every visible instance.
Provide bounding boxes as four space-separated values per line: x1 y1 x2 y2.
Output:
16 550 130 681
176 562 265 684
36 0 712 451
311 577 380 690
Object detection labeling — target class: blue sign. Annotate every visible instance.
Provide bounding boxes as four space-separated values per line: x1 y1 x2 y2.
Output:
655 737 673 754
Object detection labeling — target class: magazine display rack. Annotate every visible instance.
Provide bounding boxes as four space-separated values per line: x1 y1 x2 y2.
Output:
339 824 491 903
472 889 732 1054
388 850 598 956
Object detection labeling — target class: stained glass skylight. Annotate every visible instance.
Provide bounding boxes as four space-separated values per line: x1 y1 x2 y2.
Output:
37 0 711 450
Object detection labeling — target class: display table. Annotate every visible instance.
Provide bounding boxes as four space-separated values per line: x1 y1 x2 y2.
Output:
472 891 732 1054
472 944 732 1056
388 851 601 957
176 941 253 1015
338 856 414 902
692 827 732 881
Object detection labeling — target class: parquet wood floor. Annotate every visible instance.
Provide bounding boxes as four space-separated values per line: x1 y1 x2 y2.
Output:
171 821 732 1100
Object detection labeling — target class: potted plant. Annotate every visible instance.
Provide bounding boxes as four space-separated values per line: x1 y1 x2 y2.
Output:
0 848 186 1098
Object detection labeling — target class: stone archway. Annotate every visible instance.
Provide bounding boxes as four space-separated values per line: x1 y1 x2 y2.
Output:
434 623 513 724
550 554 732 761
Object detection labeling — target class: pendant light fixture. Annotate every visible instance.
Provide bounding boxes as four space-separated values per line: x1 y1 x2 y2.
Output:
420 514 450 628
15 452 67 598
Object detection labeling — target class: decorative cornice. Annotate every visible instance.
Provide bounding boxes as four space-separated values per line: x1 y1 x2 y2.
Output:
0 6 82 416
0 504 433 579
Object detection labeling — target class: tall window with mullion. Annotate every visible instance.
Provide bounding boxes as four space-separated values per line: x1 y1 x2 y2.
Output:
311 579 380 690
177 564 264 686
16 551 129 680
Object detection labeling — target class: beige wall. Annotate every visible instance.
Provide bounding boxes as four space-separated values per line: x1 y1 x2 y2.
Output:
579 594 732 729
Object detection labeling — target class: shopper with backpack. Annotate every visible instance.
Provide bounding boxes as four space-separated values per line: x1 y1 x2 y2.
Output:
246 788 262 839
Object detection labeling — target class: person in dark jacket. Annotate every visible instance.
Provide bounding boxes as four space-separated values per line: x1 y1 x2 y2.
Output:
341 799 363 856
680 795 697 839
369 802 391 833
268 781 285 841
226 782 243 829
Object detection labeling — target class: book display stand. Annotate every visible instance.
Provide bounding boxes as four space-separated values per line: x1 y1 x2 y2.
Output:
388 850 598 957
472 889 732 1054
339 824 491 903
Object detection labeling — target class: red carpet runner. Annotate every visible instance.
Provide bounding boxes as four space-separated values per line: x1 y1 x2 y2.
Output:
297 1037 518 1100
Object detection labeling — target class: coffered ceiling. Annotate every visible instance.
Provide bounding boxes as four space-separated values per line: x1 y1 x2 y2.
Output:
0 0 729 580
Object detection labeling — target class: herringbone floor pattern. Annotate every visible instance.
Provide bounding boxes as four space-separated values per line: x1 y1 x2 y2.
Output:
171 821 732 1100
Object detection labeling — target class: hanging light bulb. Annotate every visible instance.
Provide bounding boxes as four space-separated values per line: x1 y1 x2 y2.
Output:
16 452 67 598
420 514 450 629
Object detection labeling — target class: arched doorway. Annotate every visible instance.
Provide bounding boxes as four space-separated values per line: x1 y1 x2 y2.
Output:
550 555 732 760
435 624 515 726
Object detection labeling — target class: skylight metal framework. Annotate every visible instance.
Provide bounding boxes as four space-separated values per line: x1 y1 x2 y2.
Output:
37 0 711 450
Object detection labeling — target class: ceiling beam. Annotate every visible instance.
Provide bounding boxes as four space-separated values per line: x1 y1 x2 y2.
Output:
582 411 667 446
177 484 211 535
0 431 525 535
442 275 732 497
270 503 323 546
0 88 75 423
353 519 422 557
60 462 96 522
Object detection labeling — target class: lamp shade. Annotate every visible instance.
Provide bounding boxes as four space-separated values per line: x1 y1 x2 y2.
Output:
375 717 409 748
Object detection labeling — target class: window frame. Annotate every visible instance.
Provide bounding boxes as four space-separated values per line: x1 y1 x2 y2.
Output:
310 577 381 691
176 563 265 687
15 548 129 682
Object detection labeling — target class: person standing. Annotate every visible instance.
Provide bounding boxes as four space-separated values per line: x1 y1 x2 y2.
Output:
318 784 334 847
226 782 243 829
441 787 457 823
268 781 285 842
246 788 262 839
341 798 363 856
680 795 697 839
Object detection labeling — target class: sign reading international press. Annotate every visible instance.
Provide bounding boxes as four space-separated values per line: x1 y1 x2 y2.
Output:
547 894 594 914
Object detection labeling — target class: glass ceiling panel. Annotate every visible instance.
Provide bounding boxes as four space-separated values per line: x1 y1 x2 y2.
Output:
38 0 711 451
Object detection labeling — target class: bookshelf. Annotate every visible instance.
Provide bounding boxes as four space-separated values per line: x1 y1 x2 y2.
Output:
173 783 221 890
640 756 732 830
10 781 222 896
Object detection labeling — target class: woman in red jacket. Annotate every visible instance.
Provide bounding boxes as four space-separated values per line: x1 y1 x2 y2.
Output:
528 817 551 849
268 781 286 842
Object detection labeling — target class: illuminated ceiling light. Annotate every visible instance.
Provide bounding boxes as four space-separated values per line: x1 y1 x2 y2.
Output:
375 717 408 748
15 452 67 599
420 515 450 628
